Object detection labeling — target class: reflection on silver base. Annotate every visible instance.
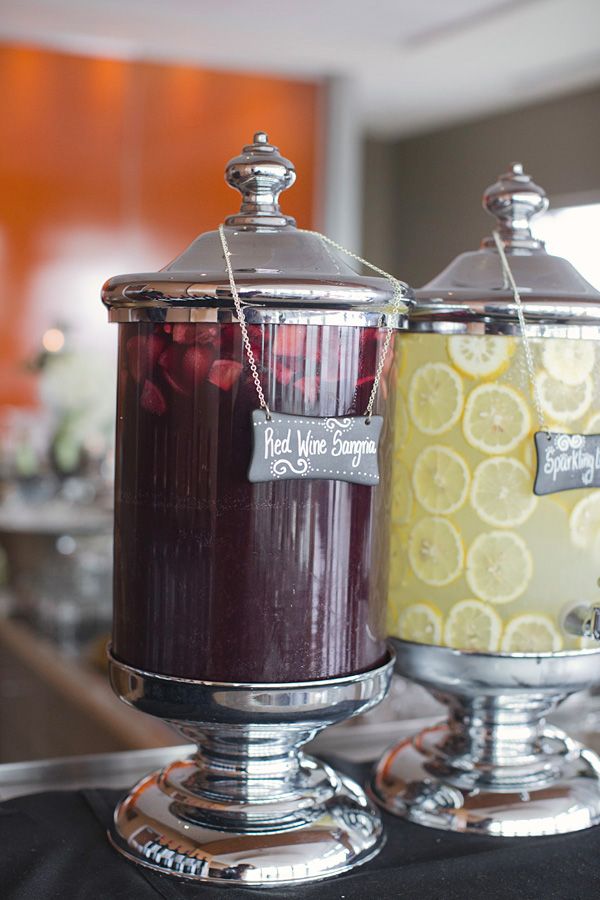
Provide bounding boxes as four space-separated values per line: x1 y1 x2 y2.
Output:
371 639 600 837
109 758 382 885
108 651 393 885
374 724 600 836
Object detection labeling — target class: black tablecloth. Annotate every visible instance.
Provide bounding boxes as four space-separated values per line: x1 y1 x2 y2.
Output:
2 756 600 899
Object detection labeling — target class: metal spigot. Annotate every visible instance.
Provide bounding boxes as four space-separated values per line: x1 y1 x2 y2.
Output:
563 604 600 641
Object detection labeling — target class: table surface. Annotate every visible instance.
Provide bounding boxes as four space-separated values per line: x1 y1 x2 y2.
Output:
2 756 600 900
2 675 600 897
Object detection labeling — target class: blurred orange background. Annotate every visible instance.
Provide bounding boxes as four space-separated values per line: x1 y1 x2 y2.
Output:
0 43 321 409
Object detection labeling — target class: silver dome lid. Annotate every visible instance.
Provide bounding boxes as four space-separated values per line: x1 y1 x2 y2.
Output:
412 163 600 338
103 132 410 329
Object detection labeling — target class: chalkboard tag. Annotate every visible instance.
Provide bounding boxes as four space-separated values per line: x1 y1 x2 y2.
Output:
534 431 600 495
248 411 382 485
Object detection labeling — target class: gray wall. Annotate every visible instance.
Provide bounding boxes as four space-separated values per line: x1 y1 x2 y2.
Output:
362 85 600 288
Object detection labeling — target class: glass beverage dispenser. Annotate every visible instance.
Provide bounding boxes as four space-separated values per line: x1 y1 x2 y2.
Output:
373 164 600 837
103 134 407 885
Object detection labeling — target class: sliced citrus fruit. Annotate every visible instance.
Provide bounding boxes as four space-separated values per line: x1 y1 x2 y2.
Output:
394 390 409 447
447 334 514 379
569 493 600 549
444 599 502 652
592 531 600 563
521 437 536 473
470 457 537 527
501 613 563 652
408 363 463 435
408 516 464 586
389 525 408 590
393 339 405 377
392 460 413 525
538 370 593 423
585 410 600 433
542 338 595 386
397 602 443 644
466 530 532 604
463 384 530 455
413 445 470 515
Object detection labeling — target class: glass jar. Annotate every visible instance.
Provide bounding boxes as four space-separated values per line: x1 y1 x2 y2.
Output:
388 164 600 655
105 134 408 682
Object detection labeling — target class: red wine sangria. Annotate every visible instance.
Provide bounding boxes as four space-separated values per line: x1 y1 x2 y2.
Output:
104 133 408 684
113 319 395 681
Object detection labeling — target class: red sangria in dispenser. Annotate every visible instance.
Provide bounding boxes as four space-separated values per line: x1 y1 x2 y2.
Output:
104 133 409 684
105 133 408 887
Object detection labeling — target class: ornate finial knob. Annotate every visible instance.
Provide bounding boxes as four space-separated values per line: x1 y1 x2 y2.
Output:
481 163 549 249
224 133 296 227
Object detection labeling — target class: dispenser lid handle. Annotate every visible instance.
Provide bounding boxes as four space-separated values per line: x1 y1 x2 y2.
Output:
481 162 549 250
224 132 297 228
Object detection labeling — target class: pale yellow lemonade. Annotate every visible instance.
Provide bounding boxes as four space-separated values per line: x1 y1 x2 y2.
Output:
389 332 600 653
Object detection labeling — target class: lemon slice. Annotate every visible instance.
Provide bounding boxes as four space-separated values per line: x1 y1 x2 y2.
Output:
394 340 406 377
569 493 600 549
394 390 410 447
521 437 536 473
585 410 600 433
448 335 514 379
463 384 531 455
408 516 464 586
501 613 563 652
397 602 443 644
412 445 470 515
444 599 502 651
471 457 537 527
392 460 413 525
538 371 593 423
408 363 464 435
542 338 595 386
389 525 408 591
466 530 532 604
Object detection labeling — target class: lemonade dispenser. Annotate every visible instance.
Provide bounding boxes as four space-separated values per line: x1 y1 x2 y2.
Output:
372 164 600 836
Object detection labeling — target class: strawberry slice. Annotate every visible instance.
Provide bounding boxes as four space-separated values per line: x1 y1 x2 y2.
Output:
172 324 197 344
273 325 307 358
293 375 341 413
294 376 320 406
208 359 243 391
196 325 219 346
126 333 165 383
140 379 166 415
182 345 215 388
158 346 189 396
274 360 295 385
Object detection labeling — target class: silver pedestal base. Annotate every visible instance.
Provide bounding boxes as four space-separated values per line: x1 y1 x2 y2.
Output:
108 651 393 885
371 639 600 838
373 723 600 836
109 755 382 885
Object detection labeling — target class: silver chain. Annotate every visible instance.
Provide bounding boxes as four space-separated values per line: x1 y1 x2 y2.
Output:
492 229 546 432
219 224 405 422
299 230 405 420
219 224 272 419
